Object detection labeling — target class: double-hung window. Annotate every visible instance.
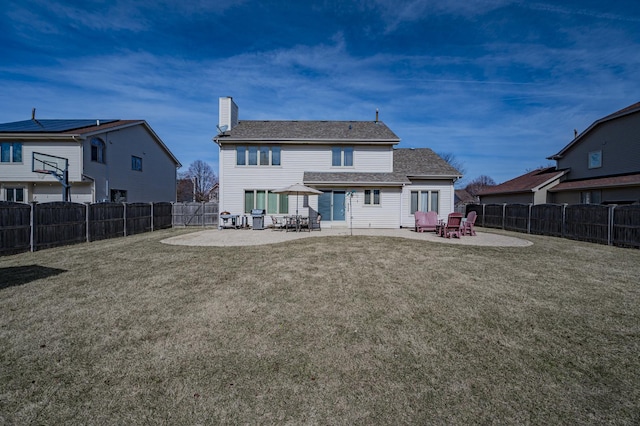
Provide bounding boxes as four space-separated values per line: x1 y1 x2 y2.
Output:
1 142 22 163
410 190 439 214
236 146 281 166
364 189 381 205
245 190 289 214
331 146 353 167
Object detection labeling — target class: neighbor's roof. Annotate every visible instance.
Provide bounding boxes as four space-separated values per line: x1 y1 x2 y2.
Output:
477 167 567 195
0 119 122 133
304 171 410 186
0 118 181 166
548 173 640 192
393 148 462 178
548 101 640 160
216 120 400 143
455 189 475 203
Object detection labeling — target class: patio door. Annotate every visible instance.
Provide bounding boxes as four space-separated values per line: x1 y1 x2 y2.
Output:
318 190 346 222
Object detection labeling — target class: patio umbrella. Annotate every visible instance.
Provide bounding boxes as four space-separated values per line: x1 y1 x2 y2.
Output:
272 183 323 216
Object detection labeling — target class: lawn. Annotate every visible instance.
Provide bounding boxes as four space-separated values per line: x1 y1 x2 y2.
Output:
1 228 639 424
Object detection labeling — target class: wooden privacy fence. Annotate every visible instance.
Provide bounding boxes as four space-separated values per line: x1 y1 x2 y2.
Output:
0 201 174 255
172 202 219 226
467 203 640 248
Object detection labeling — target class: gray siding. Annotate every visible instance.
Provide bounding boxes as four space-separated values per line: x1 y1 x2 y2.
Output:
83 125 177 202
480 193 534 205
557 113 640 180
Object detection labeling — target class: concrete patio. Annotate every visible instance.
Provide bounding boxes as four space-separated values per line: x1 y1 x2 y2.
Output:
162 227 533 247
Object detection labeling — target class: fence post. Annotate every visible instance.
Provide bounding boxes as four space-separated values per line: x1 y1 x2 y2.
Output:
528 203 532 234
202 201 205 227
150 202 154 232
561 204 567 238
482 204 485 227
30 202 36 252
123 202 127 237
608 205 616 246
85 202 91 243
502 203 506 229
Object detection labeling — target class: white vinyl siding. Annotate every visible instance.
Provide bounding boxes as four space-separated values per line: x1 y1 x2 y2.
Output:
0 141 82 182
219 143 456 229
220 144 395 217
401 180 455 228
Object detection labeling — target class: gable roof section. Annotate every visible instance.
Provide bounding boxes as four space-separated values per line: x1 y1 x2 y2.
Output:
217 120 400 143
477 167 567 195
393 148 462 178
304 171 410 186
0 119 181 167
548 101 640 160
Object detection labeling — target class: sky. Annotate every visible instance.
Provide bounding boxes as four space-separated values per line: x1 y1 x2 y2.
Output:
1 0 639 186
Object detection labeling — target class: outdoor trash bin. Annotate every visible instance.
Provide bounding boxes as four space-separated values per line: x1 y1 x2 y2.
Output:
251 209 266 230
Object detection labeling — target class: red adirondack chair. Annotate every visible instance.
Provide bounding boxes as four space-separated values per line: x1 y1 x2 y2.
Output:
461 211 477 236
440 212 463 238
415 211 438 232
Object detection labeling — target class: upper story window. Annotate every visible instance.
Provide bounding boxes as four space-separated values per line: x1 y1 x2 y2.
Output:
91 138 106 163
131 156 142 171
236 146 281 166
410 190 439 214
1 142 22 163
332 146 353 167
588 150 602 169
364 189 381 205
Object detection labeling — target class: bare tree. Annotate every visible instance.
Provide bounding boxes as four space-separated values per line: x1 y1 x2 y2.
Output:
184 160 217 202
438 152 466 175
465 175 496 196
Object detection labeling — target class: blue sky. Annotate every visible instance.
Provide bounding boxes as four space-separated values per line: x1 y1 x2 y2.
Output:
1 0 639 185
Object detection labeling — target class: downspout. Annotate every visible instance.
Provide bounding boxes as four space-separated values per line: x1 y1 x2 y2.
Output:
213 137 223 227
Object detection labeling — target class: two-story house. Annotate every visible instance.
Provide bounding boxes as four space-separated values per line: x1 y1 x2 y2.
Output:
0 116 181 203
546 102 640 205
214 97 461 229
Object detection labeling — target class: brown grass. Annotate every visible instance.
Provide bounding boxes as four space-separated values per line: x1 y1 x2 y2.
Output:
1 228 639 424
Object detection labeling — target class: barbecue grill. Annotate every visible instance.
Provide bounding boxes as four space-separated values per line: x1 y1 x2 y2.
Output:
251 209 266 230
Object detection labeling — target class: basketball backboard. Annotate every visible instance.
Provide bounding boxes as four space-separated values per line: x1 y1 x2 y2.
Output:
32 152 68 177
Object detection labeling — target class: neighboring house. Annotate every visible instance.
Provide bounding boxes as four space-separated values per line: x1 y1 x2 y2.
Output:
0 116 181 203
454 188 476 213
547 102 640 205
177 178 195 202
214 97 461 228
209 182 219 202
477 167 568 205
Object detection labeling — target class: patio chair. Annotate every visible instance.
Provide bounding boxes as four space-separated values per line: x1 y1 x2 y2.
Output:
461 211 477 236
310 213 322 231
415 211 438 232
441 212 463 238
270 215 286 231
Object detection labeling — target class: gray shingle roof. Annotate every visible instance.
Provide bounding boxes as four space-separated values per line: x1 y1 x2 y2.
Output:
219 120 400 142
304 171 410 185
393 148 462 177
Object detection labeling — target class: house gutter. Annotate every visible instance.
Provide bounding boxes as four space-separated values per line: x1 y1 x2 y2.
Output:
0 133 84 141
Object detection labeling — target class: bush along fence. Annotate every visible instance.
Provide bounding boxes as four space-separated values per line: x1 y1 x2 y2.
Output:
466 203 640 249
0 201 174 256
